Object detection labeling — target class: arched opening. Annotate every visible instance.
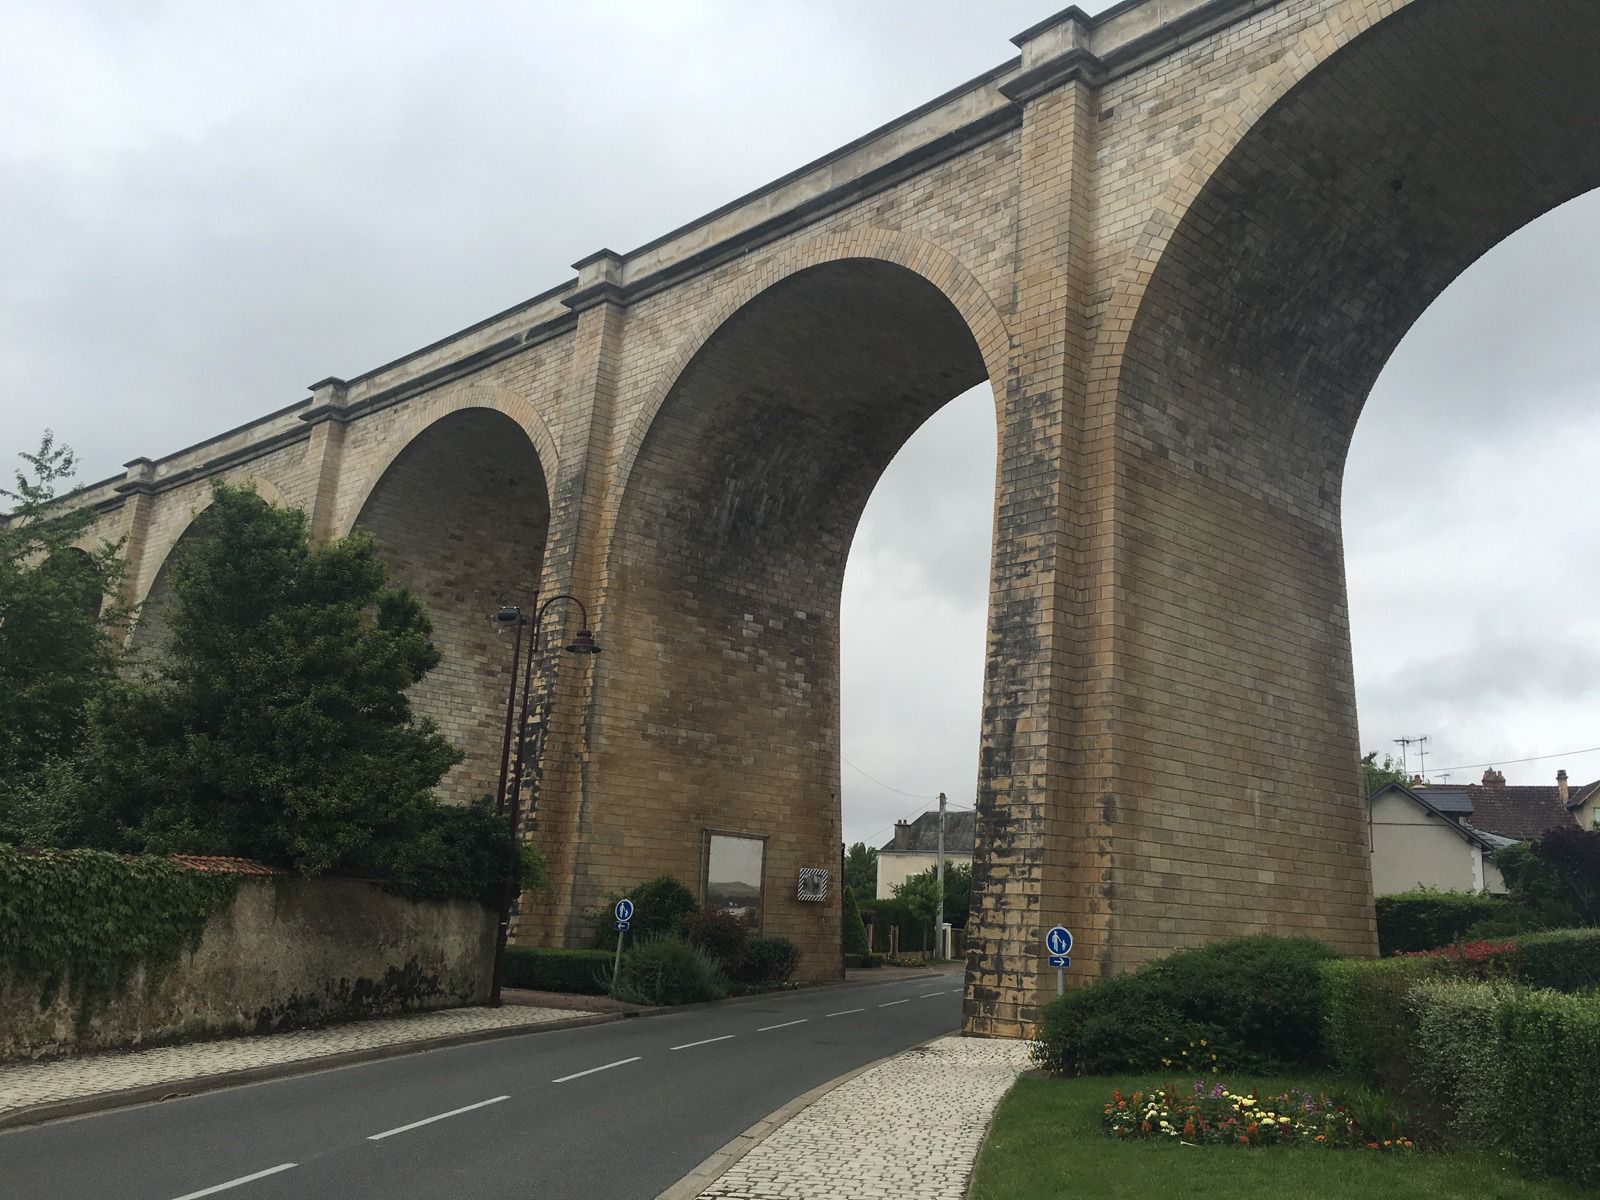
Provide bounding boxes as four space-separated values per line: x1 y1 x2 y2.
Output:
127 510 219 669
352 407 551 807
1106 0 1600 961
43 547 105 621
594 258 996 978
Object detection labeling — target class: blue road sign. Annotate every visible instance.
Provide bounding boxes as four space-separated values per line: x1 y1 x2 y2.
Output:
1049 954 1071 968
615 898 634 923
614 920 631 932
1045 925 1073 956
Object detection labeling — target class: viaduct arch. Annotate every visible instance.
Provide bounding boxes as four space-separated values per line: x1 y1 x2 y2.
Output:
55 0 1600 1036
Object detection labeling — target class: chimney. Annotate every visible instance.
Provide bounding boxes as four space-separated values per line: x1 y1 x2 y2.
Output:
1558 769 1570 803
1482 768 1506 788
893 820 910 850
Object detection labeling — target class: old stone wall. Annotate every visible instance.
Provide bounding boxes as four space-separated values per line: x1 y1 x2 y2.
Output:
0 877 494 1062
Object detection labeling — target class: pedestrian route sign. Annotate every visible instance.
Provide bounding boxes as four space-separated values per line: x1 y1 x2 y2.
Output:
615 898 634 923
1045 925 1072 957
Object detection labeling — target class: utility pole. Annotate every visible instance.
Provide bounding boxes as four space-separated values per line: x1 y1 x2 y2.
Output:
935 792 946 960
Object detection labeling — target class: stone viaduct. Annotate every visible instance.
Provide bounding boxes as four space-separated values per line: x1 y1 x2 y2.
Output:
59 0 1600 1035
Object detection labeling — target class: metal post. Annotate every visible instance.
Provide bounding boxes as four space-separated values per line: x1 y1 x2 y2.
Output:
935 792 946 960
493 614 525 816
612 927 626 995
1057 968 1064 997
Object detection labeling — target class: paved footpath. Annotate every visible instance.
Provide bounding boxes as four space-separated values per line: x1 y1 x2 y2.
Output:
0 1002 591 1120
689 1034 1032 1200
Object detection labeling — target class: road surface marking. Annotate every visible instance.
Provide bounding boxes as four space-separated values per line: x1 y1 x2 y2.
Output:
879 999 910 1007
826 1007 865 1017
672 1034 736 1050
553 1056 642 1083
171 1164 297 1199
756 1019 808 1031
367 1095 509 1140
921 992 944 998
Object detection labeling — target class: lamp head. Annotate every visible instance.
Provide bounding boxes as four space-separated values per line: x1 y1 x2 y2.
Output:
564 627 601 655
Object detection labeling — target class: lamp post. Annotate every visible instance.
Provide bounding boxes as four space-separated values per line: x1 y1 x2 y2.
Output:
489 594 601 1007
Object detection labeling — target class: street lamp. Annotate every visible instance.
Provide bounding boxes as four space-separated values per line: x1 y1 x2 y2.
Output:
489 594 601 1007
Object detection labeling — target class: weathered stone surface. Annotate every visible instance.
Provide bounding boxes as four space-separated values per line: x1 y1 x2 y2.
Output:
0 878 494 1061
44 0 1600 1032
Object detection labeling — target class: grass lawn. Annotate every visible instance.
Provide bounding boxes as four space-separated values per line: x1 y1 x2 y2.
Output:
970 1073 1588 1200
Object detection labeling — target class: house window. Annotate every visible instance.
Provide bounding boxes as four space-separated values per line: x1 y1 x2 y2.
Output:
705 831 765 932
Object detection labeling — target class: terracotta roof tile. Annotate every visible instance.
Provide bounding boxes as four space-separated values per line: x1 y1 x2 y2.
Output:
168 854 288 876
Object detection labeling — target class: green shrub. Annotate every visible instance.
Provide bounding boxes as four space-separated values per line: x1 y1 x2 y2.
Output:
1512 928 1600 992
841 886 869 957
1374 889 1510 955
378 797 547 909
1032 936 1339 1076
681 906 748 976
1409 977 1516 1144
0 845 237 1015
844 952 880 968
589 874 698 947
1319 956 1444 1089
502 946 613 995
740 935 798 984
1494 989 1600 1187
602 934 728 1006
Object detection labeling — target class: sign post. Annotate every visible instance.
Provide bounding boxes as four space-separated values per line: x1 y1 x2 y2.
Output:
612 898 634 992
1045 925 1073 997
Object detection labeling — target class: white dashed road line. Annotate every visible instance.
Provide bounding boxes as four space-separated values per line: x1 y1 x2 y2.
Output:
879 999 910 1008
553 1057 641 1084
367 1096 509 1141
672 1035 736 1051
170 1163 297 1199
921 992 944 998
826 1008 865 1017
756 1019 808 1032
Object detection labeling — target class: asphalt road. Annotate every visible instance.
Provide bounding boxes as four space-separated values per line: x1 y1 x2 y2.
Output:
2 969 964 1200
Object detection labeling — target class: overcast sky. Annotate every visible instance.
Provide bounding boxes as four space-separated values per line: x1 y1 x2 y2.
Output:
5 1 1597 850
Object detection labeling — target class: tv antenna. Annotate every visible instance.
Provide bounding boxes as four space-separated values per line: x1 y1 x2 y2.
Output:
1393 735 1430 779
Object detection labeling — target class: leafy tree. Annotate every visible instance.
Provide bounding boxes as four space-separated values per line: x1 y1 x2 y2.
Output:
0 433 125 846
1362 750 1410 795
843 841 878 897
892 861 973 934
84 484 462 876
1529 826 1600 926
841 885 869 956
1495 842 1584 930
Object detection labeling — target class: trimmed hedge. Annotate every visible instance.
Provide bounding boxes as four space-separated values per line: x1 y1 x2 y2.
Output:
1374 889 1510 955
1319 956 1445 1087
1410 978 1517 1145
841 886 869 957
1033 936 1339 1076
1494 989 1600 1187
502 946 613 995
1513 927 1600 991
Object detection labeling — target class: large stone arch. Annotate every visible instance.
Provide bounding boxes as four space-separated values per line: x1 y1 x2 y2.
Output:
349 405 553 807
600 231 1012 561
335 385 560 539
573 241 1008 980
126 474 289 665
1082 0 1600 964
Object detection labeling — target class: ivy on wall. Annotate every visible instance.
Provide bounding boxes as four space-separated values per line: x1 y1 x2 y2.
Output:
0 844 237 1017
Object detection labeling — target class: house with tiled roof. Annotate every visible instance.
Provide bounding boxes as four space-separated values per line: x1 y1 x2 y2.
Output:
1368 767 1598 896
876 810 975 899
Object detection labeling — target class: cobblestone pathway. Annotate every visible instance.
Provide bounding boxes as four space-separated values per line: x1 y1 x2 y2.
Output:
0 1004 591 1117
697 1035 1032 1199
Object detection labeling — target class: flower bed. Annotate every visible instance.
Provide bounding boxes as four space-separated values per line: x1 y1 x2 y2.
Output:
1101 1080 1415 1151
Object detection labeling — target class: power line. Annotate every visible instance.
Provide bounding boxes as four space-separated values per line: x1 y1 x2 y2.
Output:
840 755 940 800
1428 743 1600 774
